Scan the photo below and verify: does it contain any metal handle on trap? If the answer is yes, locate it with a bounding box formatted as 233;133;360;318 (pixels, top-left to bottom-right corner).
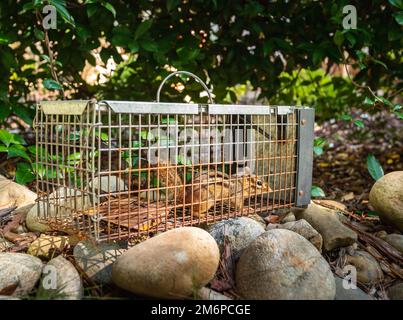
156;71;214;104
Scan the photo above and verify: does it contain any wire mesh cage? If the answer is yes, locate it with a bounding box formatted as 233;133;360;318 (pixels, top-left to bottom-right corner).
33;72;314;242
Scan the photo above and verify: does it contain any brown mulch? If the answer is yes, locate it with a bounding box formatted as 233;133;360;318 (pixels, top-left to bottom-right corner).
313;110;403;214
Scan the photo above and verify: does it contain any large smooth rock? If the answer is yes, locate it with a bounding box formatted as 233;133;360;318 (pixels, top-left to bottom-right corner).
112;227;220;299
207;217;265;259
88;176;126;194
0;175;36;214
334;276;372;300
39;256;83;300
293;202;357;251
268;219;323;252
74;240;126;285
388;282;403;300
235;229;335;300
26;187;91;233
0;253;43;297
28;235;70;259
345;251;383;285
369;171;403;232
383;234;403;254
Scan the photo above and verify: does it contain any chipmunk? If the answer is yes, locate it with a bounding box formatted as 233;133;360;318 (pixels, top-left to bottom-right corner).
185;167;272;217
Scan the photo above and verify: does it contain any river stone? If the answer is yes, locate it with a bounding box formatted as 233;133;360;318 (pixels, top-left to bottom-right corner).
88;176;127;204
345;251;383;285
207;217;265;260
273;219;323;252
369;171;403;232
28;235;70;259
26;187;91;233
0;253;43;297
40;256;83;300
74;240;126;285
383;234;403;254
112;227;220;299
236;229;335;300
0;175;37;215
292;202;357;251
388;282;403;300
334;276;372;300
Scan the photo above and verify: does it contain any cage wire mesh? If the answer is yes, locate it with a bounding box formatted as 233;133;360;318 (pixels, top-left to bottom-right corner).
33;72;314;242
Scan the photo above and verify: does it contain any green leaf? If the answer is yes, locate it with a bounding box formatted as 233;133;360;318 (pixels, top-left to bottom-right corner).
333;30;344;46
392;11;403;25
11;133;26;145
355;50;366;62
86;4;98;18
161;117;176;124
314;137;326;147
345;33;356;46
353;120;364;128
15;162;35;185
366;154;384;181
393;104;402;111
34;28;45;41
140;130;154;140
128;41;139;53
167;0;180;12
102;2;116;17
134;19;153;40
389;0;403;9
7;145;31;161
311;185;326;198
394;111;403;119
363;97;374;105
0;146;7;152
341;114;352;121
0;129;13;147
50;0;75;26
43;79;63;90
140;39;158;52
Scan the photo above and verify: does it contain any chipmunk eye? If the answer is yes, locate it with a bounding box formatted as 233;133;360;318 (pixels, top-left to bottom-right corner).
256;180;262;187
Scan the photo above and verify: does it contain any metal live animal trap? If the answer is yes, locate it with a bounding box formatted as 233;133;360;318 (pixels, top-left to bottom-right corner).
33;71;314;242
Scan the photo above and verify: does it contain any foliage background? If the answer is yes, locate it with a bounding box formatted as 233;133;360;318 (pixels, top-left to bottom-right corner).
0;0;402;185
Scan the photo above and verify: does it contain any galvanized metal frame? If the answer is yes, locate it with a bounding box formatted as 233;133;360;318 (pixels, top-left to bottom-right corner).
34;99;314;242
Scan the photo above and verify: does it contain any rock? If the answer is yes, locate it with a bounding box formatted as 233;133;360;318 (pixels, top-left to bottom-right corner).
388;282;403;300
334;276;372;300
28;235;70;259
281;212;296;223
88;176;126;203
276;219;323;252
292;202;357;251
207;217;265;260
0;175;37;214
266;223;279;230
369;171;403;232
0;238;13;252
383;234;403;254
345;251;383;285
374;230;388;239
74;240;126;285
39;256;83;300
0;295;20;300
0;253;43;297
235;229;335;300
247;214;266;228
112;227;220;299
26;187;91;233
